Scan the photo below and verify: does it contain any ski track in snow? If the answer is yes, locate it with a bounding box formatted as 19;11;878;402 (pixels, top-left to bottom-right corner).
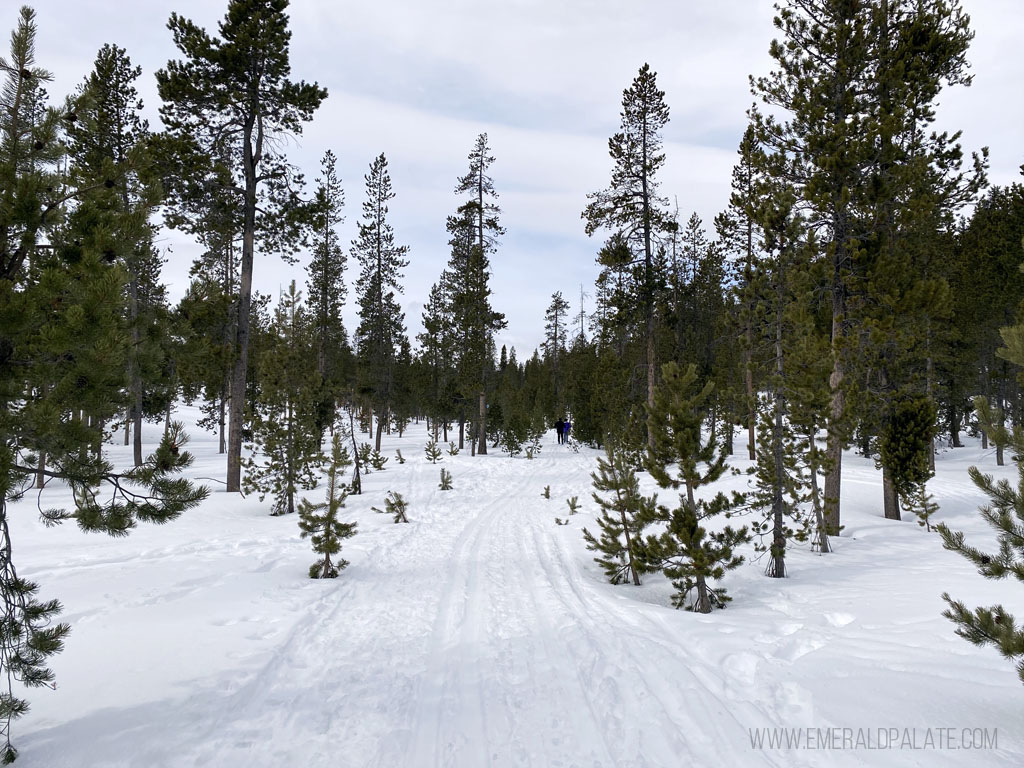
11;412;1024;767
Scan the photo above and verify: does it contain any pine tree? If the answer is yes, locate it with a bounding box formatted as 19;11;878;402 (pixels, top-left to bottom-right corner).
418;275;458;440
583;443;655;585
640;363;749;612
305;149;348;443
298;435;357;579
67;44;169;467
373;491;409;523
544;291;570;411
352;153;408;452
746;170;815;577
715;124;767;461
0;11;208;759
243;281;322;515
584;63;672;448
449;134;506;455
753;0;984;533
156;0;327;492
424;440;442;464
439;468;453;491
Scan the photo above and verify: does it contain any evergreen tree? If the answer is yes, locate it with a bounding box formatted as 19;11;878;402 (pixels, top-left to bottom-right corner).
352;153;408;452
640;363;749;612
544;291;570;412
449;134;506;455
0;12;208;758
583;442;655;585
298;434;357;579
584;63;671;448
753;0;984;533
373;491;409;523
714;124;767;460
67;44;170;467
156;0;327;492
305;149;348;443
243;281;322;515
745;178;815;577
418;275;458;441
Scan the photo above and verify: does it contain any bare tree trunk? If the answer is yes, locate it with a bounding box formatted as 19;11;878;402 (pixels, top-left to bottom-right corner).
694;575;712;614
218;391;227;455
997;377;1006;466
745;341;755;460
882;465;900;520
477;392;487;455
348;407;362;495
620;510;640;586
226;144;258;492
374;403;386;452
809;422;831;554
824;308;845;536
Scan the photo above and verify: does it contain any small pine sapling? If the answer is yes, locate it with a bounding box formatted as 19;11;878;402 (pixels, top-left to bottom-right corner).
905;486;940;532
439;468;453;491
298;435;357;579
748;401;811;579
395;449;406;464
582;442;655;585
566;496;581;515
554;517;569;526
369;449;389;471
641;362;749;612
447;441;460;456
372;490;409;523
358;442;373;471
500;429;523;458
425;440;442;464
542;485;551;499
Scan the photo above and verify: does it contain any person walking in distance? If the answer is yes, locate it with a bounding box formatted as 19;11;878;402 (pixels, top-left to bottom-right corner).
554;417;565;445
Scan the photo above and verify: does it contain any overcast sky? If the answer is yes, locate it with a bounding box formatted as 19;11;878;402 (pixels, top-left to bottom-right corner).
15;0;1024;354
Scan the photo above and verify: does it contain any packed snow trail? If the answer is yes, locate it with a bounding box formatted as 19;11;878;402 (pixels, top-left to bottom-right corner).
13;414;1024;766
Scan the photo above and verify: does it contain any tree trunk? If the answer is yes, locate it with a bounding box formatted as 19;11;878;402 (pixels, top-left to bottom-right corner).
996;379;1006;466
477;392;487;455
620;510;640;586
694;575;712;614
218;390;227;455
129;276;144;467
374;404;386;452
882;465;900;520
226;126;259;493
808;423;831;554
745;338;755;460
824;311;845;536
348;407;362;495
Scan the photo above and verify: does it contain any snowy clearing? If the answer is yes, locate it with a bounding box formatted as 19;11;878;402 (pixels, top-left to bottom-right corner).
10;406;1024;767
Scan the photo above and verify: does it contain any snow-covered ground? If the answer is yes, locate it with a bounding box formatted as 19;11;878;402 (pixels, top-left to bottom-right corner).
10;406;1024;767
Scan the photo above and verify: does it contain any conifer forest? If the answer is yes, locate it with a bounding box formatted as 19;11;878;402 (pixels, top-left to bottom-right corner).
1;1;1023;765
